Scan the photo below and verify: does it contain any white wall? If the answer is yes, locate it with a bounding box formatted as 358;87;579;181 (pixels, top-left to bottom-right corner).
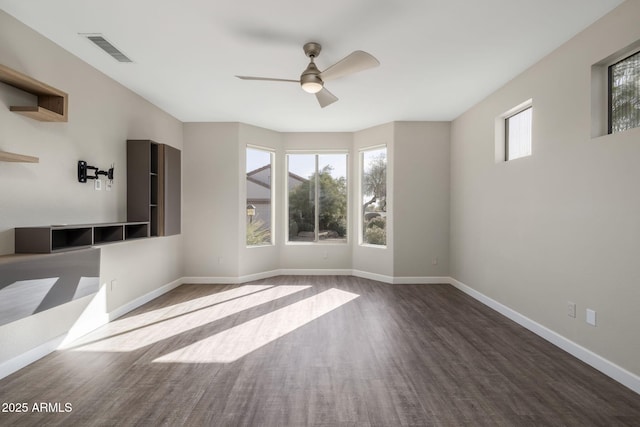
183;123;240;279
450;0;640;376
394;122;450;279
0;10;183;367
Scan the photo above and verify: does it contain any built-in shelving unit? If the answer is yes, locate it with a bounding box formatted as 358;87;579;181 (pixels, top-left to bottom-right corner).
0;64;68;122
0;150;39;163
15;222;150;253
127;140;181;237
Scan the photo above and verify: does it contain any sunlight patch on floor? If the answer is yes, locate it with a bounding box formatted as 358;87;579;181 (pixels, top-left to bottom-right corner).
70;285;308;352
69;284;273;347
152;288;359;364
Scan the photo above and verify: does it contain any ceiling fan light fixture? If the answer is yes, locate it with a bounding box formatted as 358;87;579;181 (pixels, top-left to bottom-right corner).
301;80;323;94
300;60;323;93
236;41;379;107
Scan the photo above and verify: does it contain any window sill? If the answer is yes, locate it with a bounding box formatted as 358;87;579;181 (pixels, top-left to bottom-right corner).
285;241;349;246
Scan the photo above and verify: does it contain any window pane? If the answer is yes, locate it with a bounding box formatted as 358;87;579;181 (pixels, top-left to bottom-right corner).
246;148;272;246
318;154;347;243
288;154;315;242
506;107;532;161
361;147;387;246
610;50;640;133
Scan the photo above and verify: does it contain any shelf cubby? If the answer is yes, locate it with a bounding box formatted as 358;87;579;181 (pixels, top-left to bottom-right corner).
52;227;92;251
94;224;124;244
125;223;149;239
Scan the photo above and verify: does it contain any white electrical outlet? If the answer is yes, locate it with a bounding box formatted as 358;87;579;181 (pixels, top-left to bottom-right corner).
586;309;597;326
94;179;102;191
567;301;576;318
432;258;438;265
106;181;112;191
110;279;117;291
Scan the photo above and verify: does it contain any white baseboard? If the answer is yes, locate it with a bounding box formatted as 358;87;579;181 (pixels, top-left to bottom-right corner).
184;269;354;285
352;269;394;283
393;276;450;285
182;276;243;285
449;277;640;395
279;268;352;276
183;270;282;285
238;269;282;283
0;334;65;380
351;271;449;285
108;278;183;322
186;270;446;285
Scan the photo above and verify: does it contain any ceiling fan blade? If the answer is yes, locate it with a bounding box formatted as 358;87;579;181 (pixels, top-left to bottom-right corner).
320;50;379;81
315;87;338;108
236;75;299;83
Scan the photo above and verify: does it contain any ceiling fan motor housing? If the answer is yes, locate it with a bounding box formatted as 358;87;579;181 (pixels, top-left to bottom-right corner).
300;61;323;93
236;40;378;107
303;42;322;59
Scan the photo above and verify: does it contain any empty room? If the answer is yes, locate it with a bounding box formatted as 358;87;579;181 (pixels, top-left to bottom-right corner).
1;0;639;425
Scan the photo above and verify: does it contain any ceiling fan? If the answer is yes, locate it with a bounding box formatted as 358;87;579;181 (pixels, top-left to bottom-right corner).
236;42;379;108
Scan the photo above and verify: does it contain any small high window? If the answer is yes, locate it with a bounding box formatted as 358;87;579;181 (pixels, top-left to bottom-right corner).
609;50;640;134
505;106;532;161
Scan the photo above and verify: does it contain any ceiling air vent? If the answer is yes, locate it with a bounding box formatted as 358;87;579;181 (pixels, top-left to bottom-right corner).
80;33;132;63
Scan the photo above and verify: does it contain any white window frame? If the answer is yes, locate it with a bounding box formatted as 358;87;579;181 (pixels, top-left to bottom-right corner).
359;145;388;248
285;150;349;245
591;40;640;138
245;144;275;247
495;99;533;162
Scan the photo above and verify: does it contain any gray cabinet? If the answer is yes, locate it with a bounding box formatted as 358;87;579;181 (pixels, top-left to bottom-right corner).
127;140;181;236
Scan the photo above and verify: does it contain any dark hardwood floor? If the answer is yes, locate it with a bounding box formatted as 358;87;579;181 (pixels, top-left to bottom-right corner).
1;276;639;426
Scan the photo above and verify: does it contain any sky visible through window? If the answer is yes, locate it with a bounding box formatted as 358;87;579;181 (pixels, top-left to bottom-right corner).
506;107;532;161
246;149;270;173
248;151;348;178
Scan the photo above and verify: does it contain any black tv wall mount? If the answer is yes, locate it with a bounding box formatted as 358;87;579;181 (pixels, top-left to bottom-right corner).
78;160;114;183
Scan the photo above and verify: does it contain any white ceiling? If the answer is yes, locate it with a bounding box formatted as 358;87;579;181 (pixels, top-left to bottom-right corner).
0;0;624;132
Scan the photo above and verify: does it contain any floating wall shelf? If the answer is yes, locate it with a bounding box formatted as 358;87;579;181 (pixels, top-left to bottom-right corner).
0;63;68;122
15;222;150;253
0;150;39;163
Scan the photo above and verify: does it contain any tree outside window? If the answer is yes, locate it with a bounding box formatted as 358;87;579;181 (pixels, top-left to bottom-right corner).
609;50;640;133
361;147;387;246
288;153;347;243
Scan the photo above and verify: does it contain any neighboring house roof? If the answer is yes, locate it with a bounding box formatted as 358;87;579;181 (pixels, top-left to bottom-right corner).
247;176;270;189
246;164;271;177
246;164;307;190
